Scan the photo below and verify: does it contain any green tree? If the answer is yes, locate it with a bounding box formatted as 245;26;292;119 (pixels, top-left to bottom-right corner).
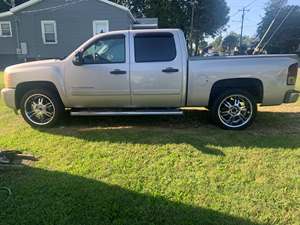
0;0;28;12
189;0;229;55
240;35;256;54
222;32;239;53
257;0;300;54
211;36;223;52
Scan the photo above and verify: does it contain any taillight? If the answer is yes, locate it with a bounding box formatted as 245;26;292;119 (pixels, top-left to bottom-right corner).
287;63;298;85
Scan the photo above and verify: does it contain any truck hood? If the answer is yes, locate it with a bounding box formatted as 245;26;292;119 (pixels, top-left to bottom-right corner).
5;59;62;73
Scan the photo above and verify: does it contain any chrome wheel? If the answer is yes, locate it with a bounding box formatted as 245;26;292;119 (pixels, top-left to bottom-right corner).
218;94;253;129
24;94;56;126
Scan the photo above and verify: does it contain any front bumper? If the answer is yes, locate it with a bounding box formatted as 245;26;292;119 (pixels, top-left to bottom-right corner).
1;88;16;110
284;90;300;103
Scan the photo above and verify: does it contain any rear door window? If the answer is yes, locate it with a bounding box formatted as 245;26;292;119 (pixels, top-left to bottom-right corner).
134;33;177;63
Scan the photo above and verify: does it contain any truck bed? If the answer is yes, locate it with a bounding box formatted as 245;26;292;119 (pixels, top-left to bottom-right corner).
190;54;299;61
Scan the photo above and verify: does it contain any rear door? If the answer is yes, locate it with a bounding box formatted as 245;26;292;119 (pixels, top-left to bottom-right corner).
130;31;184;107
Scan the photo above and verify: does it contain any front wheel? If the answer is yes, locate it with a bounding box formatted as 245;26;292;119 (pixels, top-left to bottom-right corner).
20;89;64;128
210;90;257;130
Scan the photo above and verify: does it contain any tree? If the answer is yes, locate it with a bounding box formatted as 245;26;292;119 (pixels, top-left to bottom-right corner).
186;0;230;55
211;35;223;52
0;0;28;12
257;0;300;54
222;32;239;53
110;0;146;17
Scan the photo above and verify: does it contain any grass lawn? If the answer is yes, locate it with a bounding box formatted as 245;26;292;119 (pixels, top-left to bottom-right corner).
0;71;300;225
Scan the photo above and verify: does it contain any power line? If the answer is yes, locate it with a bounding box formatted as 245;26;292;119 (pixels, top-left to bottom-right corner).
261;6;296;51
244;0;259;9
254;1;287;53
230;0;258;19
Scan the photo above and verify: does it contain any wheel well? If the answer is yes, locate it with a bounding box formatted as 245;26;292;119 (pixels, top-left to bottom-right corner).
209;78;264;107
15;81;62;109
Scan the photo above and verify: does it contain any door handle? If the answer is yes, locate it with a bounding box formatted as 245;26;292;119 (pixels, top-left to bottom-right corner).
162;67;179;73
110;69;127;75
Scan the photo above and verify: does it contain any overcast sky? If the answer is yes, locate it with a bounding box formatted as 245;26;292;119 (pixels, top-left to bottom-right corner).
225;0;300;37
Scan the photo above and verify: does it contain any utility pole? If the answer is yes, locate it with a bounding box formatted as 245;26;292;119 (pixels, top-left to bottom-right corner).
239;7;249;54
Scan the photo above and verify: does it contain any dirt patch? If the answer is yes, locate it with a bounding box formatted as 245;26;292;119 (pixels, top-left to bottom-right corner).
259;103;300;113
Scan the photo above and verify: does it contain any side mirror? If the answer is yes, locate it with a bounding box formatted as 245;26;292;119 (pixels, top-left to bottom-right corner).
73;52;83;66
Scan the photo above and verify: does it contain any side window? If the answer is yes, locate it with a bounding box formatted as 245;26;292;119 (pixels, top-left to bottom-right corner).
134;33;177;63
82;34;125;64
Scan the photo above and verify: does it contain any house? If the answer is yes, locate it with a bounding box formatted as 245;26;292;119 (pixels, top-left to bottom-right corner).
0;0;158;69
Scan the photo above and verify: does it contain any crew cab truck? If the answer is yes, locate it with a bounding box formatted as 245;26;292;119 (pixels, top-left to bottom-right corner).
1;29;299;130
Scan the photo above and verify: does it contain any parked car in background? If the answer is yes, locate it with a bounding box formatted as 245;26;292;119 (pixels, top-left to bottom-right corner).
1;29;299;130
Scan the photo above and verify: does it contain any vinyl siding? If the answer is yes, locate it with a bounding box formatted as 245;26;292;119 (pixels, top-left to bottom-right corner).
0;16;17;54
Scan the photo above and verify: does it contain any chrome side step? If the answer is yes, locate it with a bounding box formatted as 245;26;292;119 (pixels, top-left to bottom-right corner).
70;110;183;116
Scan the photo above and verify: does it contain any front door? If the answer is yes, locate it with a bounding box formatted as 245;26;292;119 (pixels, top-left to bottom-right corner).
65;33;130;107
130;31;183;107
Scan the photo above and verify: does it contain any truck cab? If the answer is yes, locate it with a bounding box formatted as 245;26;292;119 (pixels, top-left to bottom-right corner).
65;29;187;108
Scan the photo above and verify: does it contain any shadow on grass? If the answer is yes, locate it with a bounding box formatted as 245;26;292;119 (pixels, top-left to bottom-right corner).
0;165;265;225
0;150;38;168
38;110;300;156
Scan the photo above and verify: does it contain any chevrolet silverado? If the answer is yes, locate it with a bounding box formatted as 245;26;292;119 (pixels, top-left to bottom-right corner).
1;29;299;130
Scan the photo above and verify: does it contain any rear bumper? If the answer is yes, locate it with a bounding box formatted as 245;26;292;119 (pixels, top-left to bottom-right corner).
284;90;300;103
1;88;16;110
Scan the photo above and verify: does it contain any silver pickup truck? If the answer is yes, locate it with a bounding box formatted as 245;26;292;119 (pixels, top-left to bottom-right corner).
1;29;299;130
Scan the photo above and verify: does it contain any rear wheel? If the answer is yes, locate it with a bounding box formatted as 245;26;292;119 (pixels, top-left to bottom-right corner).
210;90;257;130
20;89;64;128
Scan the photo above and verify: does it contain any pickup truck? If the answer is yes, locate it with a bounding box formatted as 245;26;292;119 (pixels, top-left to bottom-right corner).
1;29;299;130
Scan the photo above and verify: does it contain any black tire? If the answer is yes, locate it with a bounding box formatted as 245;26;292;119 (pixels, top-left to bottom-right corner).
20;89;64;128
210;89;257;130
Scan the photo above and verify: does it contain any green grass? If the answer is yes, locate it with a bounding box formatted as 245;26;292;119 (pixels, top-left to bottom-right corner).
0;72;300;225
0;71;3;87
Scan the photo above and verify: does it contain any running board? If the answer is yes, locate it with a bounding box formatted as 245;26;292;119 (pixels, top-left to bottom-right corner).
70;110;183;116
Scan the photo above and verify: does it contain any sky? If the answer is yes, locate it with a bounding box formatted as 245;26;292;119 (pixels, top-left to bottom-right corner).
225;0;300;37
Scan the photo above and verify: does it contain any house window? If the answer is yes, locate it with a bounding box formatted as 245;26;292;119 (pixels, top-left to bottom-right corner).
0;21;12;37
93;20;109;36
41;21;57;44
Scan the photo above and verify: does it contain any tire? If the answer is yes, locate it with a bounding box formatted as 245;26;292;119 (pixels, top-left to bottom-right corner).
20;89;64;128
210;89;257;130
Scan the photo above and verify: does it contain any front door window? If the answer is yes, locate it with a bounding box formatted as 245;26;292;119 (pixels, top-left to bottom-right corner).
82;34;125;64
